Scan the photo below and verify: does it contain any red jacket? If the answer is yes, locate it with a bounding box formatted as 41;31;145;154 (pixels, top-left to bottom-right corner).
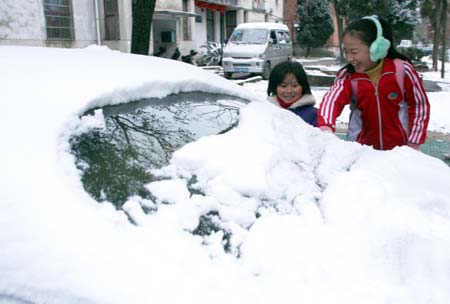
318;58;430;150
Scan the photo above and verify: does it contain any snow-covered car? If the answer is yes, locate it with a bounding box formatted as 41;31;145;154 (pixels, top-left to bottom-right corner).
72;89;247;209
2;46;450;304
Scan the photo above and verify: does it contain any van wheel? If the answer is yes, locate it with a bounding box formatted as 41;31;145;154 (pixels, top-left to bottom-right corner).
262;62;271;80
224;72;233;79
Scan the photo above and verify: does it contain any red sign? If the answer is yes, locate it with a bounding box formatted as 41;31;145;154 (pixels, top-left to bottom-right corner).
195;0;227;13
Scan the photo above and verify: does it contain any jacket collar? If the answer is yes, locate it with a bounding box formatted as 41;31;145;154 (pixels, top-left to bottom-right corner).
350;57;396;80
267;94;316;109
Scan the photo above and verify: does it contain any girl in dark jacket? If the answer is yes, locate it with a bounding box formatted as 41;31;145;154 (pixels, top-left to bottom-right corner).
267;61;317;127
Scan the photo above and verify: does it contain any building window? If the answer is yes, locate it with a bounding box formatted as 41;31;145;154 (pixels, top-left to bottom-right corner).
43;0;74;40
182;0;192;40
104;0;120;40
225;10;236;39
206;10;215;41
195;6;202;23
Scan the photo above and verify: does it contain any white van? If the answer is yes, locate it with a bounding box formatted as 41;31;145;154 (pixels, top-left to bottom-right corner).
222;22;293;80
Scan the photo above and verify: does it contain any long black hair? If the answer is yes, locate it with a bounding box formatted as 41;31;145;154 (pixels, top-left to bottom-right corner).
267;61;312;96
343;17;411;72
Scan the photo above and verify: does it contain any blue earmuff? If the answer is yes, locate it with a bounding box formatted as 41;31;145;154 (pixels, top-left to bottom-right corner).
363;15;391;62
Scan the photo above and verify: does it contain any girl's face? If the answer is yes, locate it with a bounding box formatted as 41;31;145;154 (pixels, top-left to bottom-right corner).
276;73;303;103
343;33;378;73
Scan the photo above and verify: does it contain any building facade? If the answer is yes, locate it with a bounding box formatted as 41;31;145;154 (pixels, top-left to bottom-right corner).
0;0;284;57
0;0;132;52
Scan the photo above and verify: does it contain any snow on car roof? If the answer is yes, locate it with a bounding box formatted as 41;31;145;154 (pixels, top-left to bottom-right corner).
235;22;289;30
1;45;254;117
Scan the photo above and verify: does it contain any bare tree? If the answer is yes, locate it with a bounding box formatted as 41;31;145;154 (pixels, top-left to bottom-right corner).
131;0;156;55
332;0;347;62
440;0;448;78
432;0;442;71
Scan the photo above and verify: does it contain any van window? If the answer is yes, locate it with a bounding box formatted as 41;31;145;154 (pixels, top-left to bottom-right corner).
270;30;277;44
284;32;292;43
277;31;286;44
230;28;268;44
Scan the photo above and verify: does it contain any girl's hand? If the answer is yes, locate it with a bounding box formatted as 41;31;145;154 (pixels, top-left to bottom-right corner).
319;126;333;133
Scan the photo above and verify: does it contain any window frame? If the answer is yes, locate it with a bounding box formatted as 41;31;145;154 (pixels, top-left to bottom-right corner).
43;0;75;41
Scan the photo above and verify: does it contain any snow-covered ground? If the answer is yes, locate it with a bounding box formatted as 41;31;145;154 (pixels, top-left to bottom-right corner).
1;45;450;304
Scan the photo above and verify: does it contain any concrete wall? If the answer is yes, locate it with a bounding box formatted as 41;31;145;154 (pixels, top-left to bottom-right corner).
72;0;97;44
265;0;283;22
100;0;132;53
0;0;46;46
0;0;131;51
156;0;182;11
236;0;283;23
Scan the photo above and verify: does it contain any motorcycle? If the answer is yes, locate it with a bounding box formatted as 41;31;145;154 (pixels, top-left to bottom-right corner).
194;42;222;66
181;49;198;65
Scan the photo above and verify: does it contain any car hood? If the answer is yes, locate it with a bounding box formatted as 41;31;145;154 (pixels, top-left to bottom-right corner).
224;43;267;57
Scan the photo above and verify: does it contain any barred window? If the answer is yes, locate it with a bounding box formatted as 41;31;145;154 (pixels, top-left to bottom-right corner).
44;0;74;40
206;10;214;41
104;0;120;40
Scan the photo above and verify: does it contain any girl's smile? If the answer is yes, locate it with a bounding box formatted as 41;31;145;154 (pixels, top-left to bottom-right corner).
276;73;303;104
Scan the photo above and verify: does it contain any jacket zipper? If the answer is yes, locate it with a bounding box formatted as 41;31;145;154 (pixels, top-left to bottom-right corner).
354;70;398;150
374;71;396;150
374;81;383;150
398;121;408;144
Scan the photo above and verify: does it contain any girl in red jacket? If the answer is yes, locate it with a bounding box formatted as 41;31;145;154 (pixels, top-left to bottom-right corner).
318;16;430;150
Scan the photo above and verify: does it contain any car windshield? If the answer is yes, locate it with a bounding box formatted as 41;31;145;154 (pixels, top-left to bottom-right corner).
229;28;268;44
70;92;249;208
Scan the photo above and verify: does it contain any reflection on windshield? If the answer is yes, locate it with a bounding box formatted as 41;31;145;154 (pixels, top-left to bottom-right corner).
71;92;248;208
229;28;268;44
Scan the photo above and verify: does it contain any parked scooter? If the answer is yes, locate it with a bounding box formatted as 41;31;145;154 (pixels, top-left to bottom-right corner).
195;42;222;66
181;49;198;65
154;46;167;57
171;48;181;60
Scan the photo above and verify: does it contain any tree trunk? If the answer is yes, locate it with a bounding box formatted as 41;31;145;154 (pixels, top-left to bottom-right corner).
332;1;346;63
440;0;447;78
131;0;156;55
337;15;344;63
433;0;442;71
